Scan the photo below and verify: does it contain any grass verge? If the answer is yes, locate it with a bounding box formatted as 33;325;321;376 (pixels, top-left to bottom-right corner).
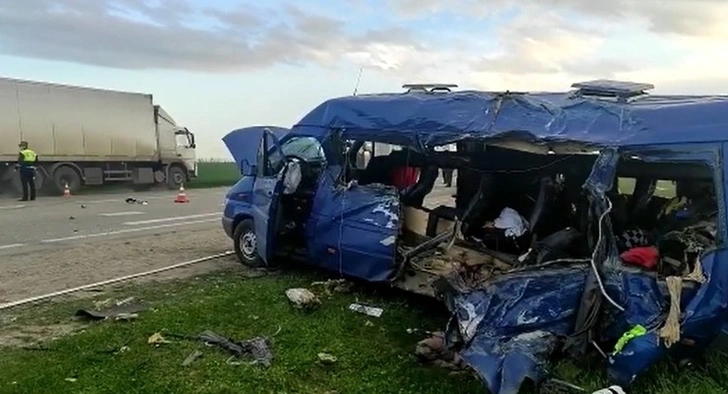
2;267;728;394
188;161;240;189
0;270;484;394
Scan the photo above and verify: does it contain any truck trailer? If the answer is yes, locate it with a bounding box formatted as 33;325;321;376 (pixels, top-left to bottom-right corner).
0;77;197;196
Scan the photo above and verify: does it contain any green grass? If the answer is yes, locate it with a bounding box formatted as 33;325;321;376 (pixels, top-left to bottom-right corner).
0;270;485;394
3;268;728;394
188;161;240;189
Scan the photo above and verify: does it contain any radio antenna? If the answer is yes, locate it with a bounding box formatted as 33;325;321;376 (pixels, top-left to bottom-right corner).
352;67;363;96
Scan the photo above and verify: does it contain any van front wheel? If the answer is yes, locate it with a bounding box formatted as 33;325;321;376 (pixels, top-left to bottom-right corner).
233;219;265;268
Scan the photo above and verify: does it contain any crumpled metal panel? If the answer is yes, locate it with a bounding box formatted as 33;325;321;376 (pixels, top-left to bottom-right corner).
293;91;728;148
305;165;400;282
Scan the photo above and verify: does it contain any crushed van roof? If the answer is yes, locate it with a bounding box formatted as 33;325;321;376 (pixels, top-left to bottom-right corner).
293;89;728;147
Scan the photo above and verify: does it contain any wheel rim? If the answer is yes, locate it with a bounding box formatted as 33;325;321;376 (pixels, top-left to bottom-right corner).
239;230;257;258
172;171;184;185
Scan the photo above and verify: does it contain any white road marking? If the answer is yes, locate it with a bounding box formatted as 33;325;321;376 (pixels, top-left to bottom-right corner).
0;204;25;210
100;211;146;217
0;243;24;250
41;218;219;243
0;251;234;310
123;212;220;226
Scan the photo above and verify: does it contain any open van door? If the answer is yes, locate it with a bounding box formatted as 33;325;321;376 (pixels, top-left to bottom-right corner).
222;126;290;175
249;129;288;265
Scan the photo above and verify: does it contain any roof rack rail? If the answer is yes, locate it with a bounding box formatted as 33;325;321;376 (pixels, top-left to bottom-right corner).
571;79;654;103
402;83;458;94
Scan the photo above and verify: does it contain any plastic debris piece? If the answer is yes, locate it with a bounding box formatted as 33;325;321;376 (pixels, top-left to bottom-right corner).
613;325;647;354
182;350;203;366
147;333;170;346
199;330;273;367
349;303;383;317
318;352;337;364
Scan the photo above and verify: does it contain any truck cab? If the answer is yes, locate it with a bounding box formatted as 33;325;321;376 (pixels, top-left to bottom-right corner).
155;105;197;184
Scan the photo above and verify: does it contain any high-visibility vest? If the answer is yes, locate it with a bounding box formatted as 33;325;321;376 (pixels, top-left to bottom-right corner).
20;149;37;162
19;149;37;167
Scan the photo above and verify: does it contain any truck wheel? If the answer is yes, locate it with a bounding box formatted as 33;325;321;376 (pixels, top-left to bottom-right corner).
53;166;82;195
166;165;186;190
233;219;266;268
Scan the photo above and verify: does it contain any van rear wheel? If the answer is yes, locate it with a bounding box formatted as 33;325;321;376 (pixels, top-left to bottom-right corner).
233;219;265;268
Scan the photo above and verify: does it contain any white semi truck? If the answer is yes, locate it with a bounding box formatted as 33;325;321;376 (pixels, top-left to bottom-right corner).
0;77;197;196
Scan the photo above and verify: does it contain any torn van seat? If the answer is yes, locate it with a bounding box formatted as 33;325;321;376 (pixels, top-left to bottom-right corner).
476;176;557;253
627;178;657;216
427;173;496;238
359;155;392;185
401;164;439;207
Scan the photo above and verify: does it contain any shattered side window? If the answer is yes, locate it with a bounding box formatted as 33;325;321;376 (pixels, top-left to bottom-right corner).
618;178;676;199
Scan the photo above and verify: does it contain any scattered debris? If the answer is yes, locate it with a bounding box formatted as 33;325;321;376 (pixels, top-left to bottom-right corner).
415;332;467;371
199;330;273;367
349;303;383;317
406;328;420;334
181;350;203;366
125;197;149;205
285;288;321;310
147;332;170;346
68;216;75;220
311;279;353;295
365;320;375;327
116;346;130;355
75;300;145;322
64;378;77;383
80;204;86;209
318;352;337;364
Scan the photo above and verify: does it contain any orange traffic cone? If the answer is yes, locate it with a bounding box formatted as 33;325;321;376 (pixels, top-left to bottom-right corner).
63;183;71;198
174;184;189;203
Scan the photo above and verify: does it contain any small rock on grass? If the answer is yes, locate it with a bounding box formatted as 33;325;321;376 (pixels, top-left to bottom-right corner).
285;288;321;310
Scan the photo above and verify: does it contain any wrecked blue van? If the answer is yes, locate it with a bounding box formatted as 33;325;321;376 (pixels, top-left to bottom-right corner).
222;81;728;394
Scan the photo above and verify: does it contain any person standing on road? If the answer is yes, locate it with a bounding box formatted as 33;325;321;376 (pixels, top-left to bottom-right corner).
16;141;38;202
437;144;456;187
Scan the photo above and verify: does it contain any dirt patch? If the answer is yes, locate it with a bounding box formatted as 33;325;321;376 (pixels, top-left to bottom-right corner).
0;323;82;347
0;227;239;305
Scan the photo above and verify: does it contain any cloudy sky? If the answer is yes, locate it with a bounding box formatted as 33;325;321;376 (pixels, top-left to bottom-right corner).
1;0;726;159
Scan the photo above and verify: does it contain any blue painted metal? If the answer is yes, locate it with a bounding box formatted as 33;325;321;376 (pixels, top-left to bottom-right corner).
221;85;728;394
305;165;400;282
222;126;290;175
291;90;728;148
222;176;256;237
250;129;285;265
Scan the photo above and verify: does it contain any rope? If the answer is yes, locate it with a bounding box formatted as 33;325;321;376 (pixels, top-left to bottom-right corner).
685;255;706;283
659;276;683;348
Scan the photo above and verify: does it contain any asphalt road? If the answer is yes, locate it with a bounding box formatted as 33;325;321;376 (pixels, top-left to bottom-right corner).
0;187;229;257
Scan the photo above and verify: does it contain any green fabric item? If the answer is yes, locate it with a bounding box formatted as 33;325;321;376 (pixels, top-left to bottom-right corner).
613;325;648;354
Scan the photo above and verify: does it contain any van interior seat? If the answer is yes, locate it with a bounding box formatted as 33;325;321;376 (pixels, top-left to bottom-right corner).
401;164;439;207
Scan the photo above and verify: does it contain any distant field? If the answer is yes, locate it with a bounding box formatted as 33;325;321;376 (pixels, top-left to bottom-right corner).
188;161;240;189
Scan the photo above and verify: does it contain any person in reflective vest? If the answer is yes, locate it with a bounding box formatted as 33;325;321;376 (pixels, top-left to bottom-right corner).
16;141;38;201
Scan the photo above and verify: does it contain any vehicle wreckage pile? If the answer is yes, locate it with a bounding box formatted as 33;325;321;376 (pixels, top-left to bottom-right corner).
224;81;728;394
392;155;721;394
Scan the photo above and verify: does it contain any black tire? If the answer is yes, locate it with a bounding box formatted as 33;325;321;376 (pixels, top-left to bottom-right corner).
166;165;187;190
53;166;81;195
233;219;266;268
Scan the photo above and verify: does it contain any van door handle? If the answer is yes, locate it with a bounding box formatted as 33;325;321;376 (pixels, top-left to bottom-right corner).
267;190;273;197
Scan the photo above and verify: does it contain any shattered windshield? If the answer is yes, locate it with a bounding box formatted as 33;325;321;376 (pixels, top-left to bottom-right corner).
276;136;325;162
